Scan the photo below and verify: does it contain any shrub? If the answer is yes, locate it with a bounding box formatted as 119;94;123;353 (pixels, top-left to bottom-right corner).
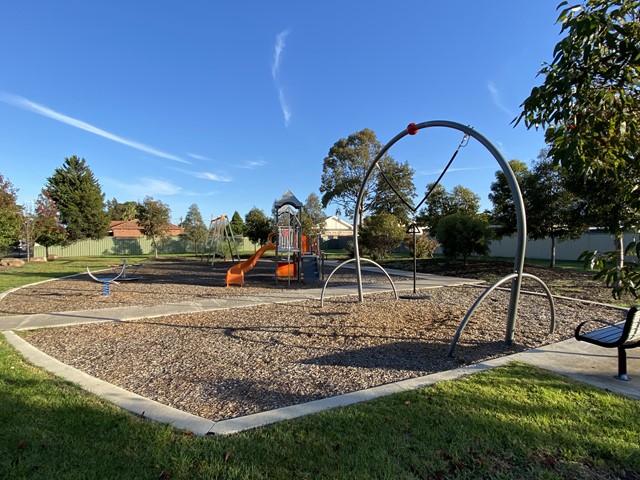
359;213;405;261
435;213;492;263
404;234;439;258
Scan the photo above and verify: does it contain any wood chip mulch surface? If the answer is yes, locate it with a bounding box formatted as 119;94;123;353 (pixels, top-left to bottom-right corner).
3;258;626;422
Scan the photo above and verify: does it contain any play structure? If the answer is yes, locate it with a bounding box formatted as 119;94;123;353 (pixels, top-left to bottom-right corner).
109;259;144;281
86;264;126;296
321;120;556;355
225;239;276;287
206;215;240;265
226;190;320;287
273;190;320;285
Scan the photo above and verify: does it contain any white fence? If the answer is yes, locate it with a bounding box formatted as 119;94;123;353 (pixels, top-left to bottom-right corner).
489;231;637;262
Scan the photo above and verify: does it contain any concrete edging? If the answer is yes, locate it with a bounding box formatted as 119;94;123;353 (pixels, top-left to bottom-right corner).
3;331;216;435
3;329;516;436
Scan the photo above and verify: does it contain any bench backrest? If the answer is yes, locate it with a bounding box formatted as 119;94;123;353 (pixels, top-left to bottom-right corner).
622;306;640;346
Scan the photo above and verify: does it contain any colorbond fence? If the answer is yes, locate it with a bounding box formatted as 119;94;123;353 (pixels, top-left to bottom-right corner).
488;230;637;261
33;236;259;258
28;230;638;262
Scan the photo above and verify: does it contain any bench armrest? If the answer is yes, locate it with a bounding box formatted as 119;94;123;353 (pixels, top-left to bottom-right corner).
575;319;617;337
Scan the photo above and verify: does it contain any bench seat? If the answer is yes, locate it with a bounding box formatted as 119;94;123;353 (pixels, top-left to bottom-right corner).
575;306;640;381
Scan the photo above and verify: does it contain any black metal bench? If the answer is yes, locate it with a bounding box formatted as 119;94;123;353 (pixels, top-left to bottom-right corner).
575;306;640;381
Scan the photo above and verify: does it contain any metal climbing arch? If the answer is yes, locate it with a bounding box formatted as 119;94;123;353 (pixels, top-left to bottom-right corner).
323;119;556;351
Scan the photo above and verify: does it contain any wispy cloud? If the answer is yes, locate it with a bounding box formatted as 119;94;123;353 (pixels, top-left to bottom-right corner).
0;92;189;164
103;177;183;198
271;30;292;127
277;88;292;126
418;166;493;176
238;159;267;169
487;81;514;118
187;153;212;162
175;167;232;182
193;171;232;182
271;30;290;79
184;190;219;197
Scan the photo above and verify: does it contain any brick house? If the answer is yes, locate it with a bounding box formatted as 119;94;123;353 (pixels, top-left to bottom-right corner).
109;220;184;238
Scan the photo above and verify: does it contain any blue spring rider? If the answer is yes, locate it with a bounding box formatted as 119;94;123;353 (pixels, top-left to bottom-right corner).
86;265;126;296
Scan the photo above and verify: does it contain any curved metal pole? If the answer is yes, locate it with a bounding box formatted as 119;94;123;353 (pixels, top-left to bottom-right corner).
86;264;125;283
353;130;409;302
320;257;398;307
352;120;527;345
448;273;556;357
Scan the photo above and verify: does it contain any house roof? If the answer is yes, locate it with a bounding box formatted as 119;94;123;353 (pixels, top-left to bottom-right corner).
323;215;353;235
109;220;184;238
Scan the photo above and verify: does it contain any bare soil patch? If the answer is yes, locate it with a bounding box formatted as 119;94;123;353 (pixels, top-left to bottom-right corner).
5;257;630;422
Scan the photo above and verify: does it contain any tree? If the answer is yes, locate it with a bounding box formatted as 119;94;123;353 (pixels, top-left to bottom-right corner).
33;190;67;257
0;174;22;249
244;207;273;246
106;199;138;221
137;196;171;258
488;160;531;239
20;204;36;261
229;211;244;237
301;192;326;237
404;233;439;259
417;183;480;233
516;0;639;185
516;0;640;296
489;155;588;268
181;204;208;256
370;158;416;225
416;183;450;233
525;152;588;267
358;212;405;261
450;186;480;217
45;156;109;241
571;164;640;297
436;213;492;263
320;128;393;224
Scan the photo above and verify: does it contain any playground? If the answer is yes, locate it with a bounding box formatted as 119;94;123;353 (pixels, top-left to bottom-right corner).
1;120;637;429
1;255;629;423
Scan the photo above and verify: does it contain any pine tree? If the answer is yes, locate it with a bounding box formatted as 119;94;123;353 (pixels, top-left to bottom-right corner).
229;211;244;236
45;156;109;241
182;204;208;256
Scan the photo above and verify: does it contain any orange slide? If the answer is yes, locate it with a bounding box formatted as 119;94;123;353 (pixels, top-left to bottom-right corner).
226;243;276;287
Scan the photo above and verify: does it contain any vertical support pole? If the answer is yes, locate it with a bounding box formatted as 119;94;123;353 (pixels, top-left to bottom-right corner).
412;227;418;294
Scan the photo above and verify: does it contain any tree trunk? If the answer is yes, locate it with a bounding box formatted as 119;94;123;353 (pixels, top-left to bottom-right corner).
614;233;624;289
615;233;624;269
549;236;556;269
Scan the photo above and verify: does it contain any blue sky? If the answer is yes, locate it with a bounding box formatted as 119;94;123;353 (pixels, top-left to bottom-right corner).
1;1;564;224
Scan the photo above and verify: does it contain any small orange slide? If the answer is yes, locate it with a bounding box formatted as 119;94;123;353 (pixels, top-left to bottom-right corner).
226;243;276;286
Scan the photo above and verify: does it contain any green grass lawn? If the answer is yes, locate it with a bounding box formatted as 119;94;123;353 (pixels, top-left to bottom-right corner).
1;334;639;479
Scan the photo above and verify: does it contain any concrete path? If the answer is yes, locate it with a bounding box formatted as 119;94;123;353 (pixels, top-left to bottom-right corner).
2;271;638;436
0;271;480;331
